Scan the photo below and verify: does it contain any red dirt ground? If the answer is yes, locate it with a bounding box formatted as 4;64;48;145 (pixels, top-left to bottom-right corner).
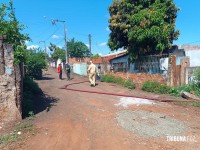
4;68;200;150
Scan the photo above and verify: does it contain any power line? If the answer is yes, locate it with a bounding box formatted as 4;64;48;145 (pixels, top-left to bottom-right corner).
51;19;68;63
44;26;60;41
54;39;64;45
31;24;53;40
29;26;60;48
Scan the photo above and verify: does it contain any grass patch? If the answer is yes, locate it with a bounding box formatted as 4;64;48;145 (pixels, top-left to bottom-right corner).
0;122;34;148
192;101;200;107
142;81;200;108
170;84;200;97
142;81;171;94
13;122;34;133
101;75;136;89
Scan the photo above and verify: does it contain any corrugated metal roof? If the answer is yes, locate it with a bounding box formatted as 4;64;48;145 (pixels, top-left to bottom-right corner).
103;50;127;57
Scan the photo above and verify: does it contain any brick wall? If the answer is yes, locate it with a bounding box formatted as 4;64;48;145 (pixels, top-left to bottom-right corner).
109;72;167;88
69;57;90;64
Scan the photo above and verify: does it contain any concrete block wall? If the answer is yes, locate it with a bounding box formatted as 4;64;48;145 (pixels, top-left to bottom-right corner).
0;36;22;123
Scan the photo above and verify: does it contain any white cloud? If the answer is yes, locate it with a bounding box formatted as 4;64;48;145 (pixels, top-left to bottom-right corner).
46;46;50;51
25;40;29;44
27;45;39;50
52;35;60;39
86;44;89;48
99;42;107;47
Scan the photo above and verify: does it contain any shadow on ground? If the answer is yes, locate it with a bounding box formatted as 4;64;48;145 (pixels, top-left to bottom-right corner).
37;76;55;80
33;93;59;115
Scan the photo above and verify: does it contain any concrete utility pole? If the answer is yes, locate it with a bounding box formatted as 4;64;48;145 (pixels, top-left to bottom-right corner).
39;40;46;53
89;34;92;60
52;19;68;63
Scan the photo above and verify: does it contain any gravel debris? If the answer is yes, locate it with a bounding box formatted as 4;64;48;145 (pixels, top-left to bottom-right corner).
116;110;187;137
115;97;156;108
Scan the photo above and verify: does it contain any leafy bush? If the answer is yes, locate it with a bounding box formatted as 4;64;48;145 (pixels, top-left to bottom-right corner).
169;82;200;108
142;81;160;93
170;84;193;96
170;83;200;97
141;78;200;108
24;50;47;79
142;81;171;94
101;75;136;89
22;77;42;118
123;79;136;89
115;76;124;85
101;75;116;83
193;68;200;88
158;84;172;94
0;1;30;64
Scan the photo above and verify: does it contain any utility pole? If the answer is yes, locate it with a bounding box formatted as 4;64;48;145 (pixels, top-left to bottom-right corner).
89;34;92;60
52;19;68;63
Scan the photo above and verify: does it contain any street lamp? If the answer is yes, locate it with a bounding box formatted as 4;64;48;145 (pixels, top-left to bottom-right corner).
52;19;68;63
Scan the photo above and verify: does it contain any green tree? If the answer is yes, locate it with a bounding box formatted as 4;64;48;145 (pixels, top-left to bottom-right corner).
67;38;90;58
92;53;101;59
49;43;66;62
0;0;30;63
108;0;180;60
48;42;57;52
24;49;47;79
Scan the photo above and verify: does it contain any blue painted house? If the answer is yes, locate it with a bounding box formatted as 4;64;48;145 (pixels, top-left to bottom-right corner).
110;54;129;72
110;45;186;74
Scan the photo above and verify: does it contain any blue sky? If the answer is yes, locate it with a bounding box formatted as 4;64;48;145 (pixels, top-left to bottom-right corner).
1;0;200;55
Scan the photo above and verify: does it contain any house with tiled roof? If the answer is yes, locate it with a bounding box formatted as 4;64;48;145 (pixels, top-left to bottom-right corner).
92;50;127;72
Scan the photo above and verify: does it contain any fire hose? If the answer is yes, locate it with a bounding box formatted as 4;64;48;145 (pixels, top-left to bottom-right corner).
60;81;196;103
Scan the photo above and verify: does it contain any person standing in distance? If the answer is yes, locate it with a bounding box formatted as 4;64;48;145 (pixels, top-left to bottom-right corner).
97;63;101;80
97;63;101;73
65;62;71;80
57;63;62;80
87;60;97;87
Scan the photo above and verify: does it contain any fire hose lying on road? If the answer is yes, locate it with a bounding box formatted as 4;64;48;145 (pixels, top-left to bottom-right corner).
60;81;199;103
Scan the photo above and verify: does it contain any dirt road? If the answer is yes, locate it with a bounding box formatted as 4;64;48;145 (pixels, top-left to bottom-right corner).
21;68;200;150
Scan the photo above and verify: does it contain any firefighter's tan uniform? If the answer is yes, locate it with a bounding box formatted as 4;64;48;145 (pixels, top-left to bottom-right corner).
87;61;97;86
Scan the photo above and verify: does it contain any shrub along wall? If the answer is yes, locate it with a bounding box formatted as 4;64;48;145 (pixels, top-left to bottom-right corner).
108;72;167;88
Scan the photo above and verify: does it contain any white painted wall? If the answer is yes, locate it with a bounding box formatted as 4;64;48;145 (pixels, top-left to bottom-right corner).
73;63;87;76
160;58;169;70
50;59;63;68
185;50;200;67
